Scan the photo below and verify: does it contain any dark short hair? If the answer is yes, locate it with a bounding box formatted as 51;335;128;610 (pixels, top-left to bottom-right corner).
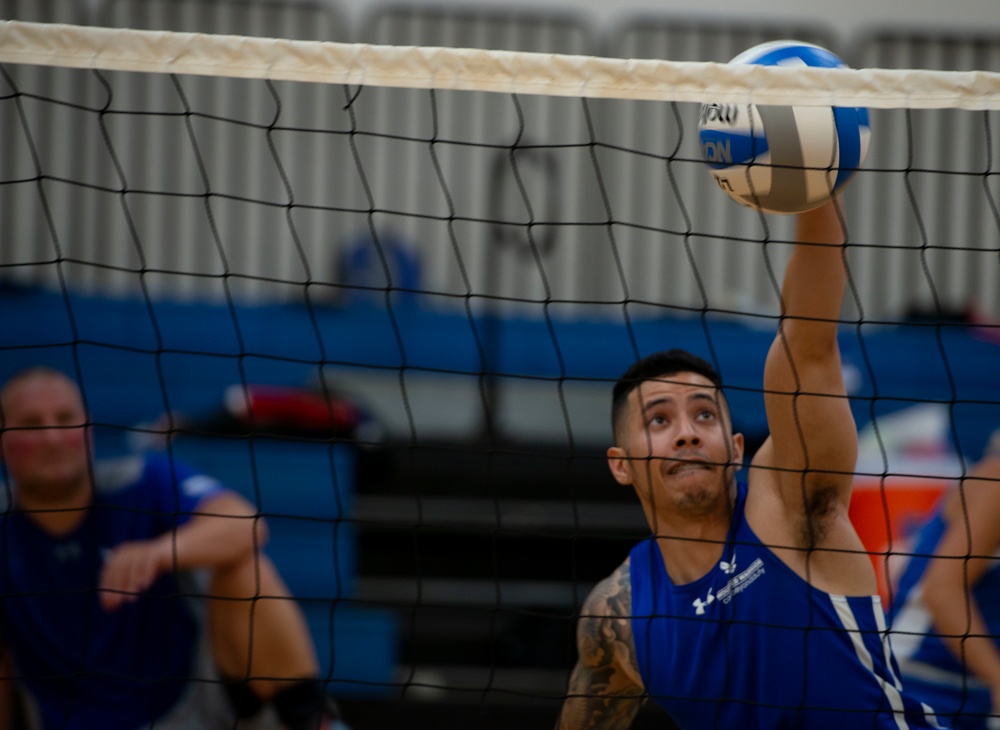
611;349;724;441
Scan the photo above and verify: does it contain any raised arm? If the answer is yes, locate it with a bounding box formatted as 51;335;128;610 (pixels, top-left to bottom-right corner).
760;199;858;513
556;562;645;730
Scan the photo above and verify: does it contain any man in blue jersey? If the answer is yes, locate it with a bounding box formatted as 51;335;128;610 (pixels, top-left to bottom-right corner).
555;200;946;729
0;367;341;730
889;434;1000;729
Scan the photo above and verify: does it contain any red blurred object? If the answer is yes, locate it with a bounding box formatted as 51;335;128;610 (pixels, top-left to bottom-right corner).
849;476;948;605
224;384;365;437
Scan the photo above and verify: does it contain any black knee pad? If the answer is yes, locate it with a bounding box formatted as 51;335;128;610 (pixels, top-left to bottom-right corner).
221;677;264;719
273;680;341;730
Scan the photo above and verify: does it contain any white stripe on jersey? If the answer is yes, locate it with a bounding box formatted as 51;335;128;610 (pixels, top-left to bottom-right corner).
872;600;905;692
831;594;911;730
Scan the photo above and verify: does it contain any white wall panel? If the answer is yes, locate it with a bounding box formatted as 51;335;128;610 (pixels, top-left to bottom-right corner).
847;31;1000;321
353;8;596;317
2;3;998;328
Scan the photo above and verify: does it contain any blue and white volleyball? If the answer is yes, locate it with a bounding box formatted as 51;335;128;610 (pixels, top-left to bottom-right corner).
698;41;871;214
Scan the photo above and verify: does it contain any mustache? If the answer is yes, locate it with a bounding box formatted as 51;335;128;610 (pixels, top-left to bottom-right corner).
664;452;713;474
623;451;739;471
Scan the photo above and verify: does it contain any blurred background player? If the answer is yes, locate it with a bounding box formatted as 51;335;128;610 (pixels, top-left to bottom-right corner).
0;367;342;730
890;431;1000;730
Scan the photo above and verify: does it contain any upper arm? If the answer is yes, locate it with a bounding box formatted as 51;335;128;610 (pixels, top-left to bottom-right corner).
193;489;259;519
188;490;269;544
557;561;644;730
152;454;263;531
761;201;857;510
156;489;269;572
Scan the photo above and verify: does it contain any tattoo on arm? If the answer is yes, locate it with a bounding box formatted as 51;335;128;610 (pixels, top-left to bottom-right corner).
556;561;645;730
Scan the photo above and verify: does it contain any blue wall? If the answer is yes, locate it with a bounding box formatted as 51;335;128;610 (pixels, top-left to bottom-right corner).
3;283;1000;460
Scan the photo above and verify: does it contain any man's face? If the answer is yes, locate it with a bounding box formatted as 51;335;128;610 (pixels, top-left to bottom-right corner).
610;371;743;517
1;373;92;502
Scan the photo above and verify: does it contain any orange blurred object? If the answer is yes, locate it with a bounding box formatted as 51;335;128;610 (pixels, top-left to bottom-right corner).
849;476;949;605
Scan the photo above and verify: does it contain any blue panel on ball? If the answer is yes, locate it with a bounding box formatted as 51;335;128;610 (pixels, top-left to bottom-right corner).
832;106;862;191
699;129;769;169
743;42;846;69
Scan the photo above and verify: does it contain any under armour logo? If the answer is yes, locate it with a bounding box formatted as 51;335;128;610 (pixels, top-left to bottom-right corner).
54;541;81;562
692;589;715;615
720;553;737;574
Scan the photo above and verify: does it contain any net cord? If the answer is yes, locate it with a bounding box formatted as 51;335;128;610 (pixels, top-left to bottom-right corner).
2;19;1000;110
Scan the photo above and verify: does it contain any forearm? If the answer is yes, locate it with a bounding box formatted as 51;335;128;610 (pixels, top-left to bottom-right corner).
762;200;857;483
923;474;1000;691
926;588;1000;689
780;200;848;345
556;667;642;730
99;492;269;611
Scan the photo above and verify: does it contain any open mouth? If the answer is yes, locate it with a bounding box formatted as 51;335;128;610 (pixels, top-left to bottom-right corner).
667;458;711;475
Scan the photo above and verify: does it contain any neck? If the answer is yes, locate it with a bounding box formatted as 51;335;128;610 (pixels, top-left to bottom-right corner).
653;512;731;586
17;481;92;537
644;480;736;585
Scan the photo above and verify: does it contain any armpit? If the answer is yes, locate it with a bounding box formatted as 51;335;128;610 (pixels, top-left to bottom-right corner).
798;482;840;548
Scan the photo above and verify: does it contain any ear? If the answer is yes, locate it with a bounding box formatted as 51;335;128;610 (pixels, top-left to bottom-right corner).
731;432;745;471
607;446;633;486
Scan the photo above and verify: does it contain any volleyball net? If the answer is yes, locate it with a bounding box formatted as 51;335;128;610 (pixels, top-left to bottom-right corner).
2;11;1000;720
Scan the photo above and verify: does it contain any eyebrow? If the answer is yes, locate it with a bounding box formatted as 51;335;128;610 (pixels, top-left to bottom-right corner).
640;391;717;413
639;396;672;414
690;392;719;406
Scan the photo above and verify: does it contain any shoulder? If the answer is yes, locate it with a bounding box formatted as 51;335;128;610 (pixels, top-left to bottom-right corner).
95;453;226;506
93;454;149;496
582;559;633;618
578;560;635;655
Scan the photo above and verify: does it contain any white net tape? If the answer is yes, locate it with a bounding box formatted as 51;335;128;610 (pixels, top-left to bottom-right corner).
3;19;1000;109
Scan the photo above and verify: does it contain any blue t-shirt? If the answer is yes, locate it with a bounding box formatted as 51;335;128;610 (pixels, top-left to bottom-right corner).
629;480;945;729
0;453;225;730
888;503;1000;728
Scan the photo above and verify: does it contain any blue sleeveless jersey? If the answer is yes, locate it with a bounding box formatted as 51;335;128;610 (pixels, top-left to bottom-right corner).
629;480;945;729
888;503;1000;728
0;453;225;730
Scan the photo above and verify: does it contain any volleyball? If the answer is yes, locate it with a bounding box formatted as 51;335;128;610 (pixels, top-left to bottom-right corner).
698;41;871;214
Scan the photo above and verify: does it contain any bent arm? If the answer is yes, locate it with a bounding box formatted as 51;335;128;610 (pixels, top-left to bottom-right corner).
923;456;1000;702
761;200;857;511
99;491;268;611
556;562;645;730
